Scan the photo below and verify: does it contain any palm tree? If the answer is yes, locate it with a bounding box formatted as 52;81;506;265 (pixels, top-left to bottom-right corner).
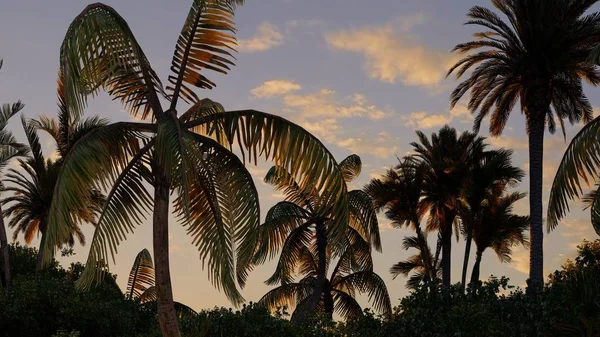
364;159;435;283
259;237;391;321
253;154;379;323
407;125;486;287
459;149;524;288
470;192;529;284
390;235;441;289
448;0;600;289
3;114;104;271
0;59;30;287
43;3;349;336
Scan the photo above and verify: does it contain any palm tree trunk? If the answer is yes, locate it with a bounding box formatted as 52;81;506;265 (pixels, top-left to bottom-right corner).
36;228;47;273
323;283;334;319
470;250;483;285
460;215;475;290
413;217;433;282
0;204;11;288
442;211;455;288
153;168;181;337
528;112;545;290
293;220;327;324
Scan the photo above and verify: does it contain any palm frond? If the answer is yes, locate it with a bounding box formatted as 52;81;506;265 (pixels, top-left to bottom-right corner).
258;282;312;312
331;289;364;321
339;154;362;183
126;248;155;301
332;270;391;318
266;222;313;286
582;188;600;235
264;165;317;209
60;3;164;119
168;0;242;107
348;190;380;252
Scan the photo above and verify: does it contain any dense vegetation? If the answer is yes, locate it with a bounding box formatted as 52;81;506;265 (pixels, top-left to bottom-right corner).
2;0;600;336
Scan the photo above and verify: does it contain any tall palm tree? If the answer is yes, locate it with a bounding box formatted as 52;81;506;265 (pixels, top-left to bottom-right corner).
459;149;524;288
3;116;103;271
407;125;486;287
253;154;379;323
259;236;391;321
470;192;529;284
43;3;349;336
0;59;30;287
364;159;435;283
448;0;600;289
390;235;441;290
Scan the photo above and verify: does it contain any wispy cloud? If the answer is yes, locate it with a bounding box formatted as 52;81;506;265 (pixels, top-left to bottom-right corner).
325;15;459;87
250;79;301;98
238;22;284;52
401;104;473;129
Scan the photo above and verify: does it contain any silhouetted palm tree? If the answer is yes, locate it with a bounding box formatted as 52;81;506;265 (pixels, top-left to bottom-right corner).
448;0;600;289
390;235;441;289
253;155;379;323
470;192;529;284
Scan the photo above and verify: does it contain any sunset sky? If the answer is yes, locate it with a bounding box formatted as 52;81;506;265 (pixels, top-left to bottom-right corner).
0;0;599;312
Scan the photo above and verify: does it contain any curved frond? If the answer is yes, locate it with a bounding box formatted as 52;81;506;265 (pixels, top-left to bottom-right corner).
174;301;198;319
60;3;164;119
264;165;317;208
138;285;157;304
168;0;243;107
348;190;380;252
548;116;600;231
259;281;312;312
332;271;391;318
582;188;600;235
331;289;364;321
126;248;155;300
266;221;313;286
174;133;259;305
339;154;362;183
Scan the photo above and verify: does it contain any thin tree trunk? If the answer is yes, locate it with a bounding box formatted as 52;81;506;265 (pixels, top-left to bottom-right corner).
442;211;455;288
153;167;181;337
470;250;483;285
323;282;334;319
413;217;433;282
293;219;327;324
460;214;475;290
528;112;545;290
0;204;10;288
35;228;46;273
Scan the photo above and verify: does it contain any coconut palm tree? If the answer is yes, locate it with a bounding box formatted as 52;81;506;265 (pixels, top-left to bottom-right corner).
448;0;600;289
252;154;379;323
0;60;30;287
259;237;391;321
459;148;524;288
390;235;441;290
43;3;349;336
364;159;435;283
407;125;486;287
3;116;104;271
470;192;529;284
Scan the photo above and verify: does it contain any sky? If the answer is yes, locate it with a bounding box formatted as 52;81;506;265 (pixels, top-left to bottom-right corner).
0;0;599;314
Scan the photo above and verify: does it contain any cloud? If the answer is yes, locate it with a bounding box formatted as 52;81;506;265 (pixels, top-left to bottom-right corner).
401;105;473;130
325;16;458;87
335;132;399;159
238;22;284;52
508;247;529;275
250;80;301;98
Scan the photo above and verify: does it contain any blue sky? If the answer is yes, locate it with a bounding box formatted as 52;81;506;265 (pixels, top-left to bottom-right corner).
0;0;598;312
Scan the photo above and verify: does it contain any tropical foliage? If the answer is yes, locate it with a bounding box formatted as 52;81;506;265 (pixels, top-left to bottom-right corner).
448;0;600;288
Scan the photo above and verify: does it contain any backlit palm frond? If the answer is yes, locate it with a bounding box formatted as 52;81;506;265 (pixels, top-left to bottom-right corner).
582;188;600;235
332;271;391;318
126;248;155;301
174;134;259;305
138;286;157;304
297;246;319;278
339;154;362;183
332;289;363;321
331;230;373;284
348;190;380;252
266;222;313;286
264;166;317;208
188;109;348;252
0;102;24;129
252;201;311;265
174;302;198;319
60;3;164;119
47;123;152;273
258;281;312;312
167;0;243;107
179;98;230;149
548;116;600;231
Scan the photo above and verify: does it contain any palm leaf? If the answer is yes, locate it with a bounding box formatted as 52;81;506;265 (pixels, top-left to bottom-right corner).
173;133;259;305
126;248;155;300
332;270;391;318
186;109;349;252
266;222;313;286
138;285;157;304
582;188;600;235
339;154;362;183
259;281;313;312
331;289;364;321
348;190;381;252
60;3;164;119
264;165;317;209
168;0;243;107
548;116;600;231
